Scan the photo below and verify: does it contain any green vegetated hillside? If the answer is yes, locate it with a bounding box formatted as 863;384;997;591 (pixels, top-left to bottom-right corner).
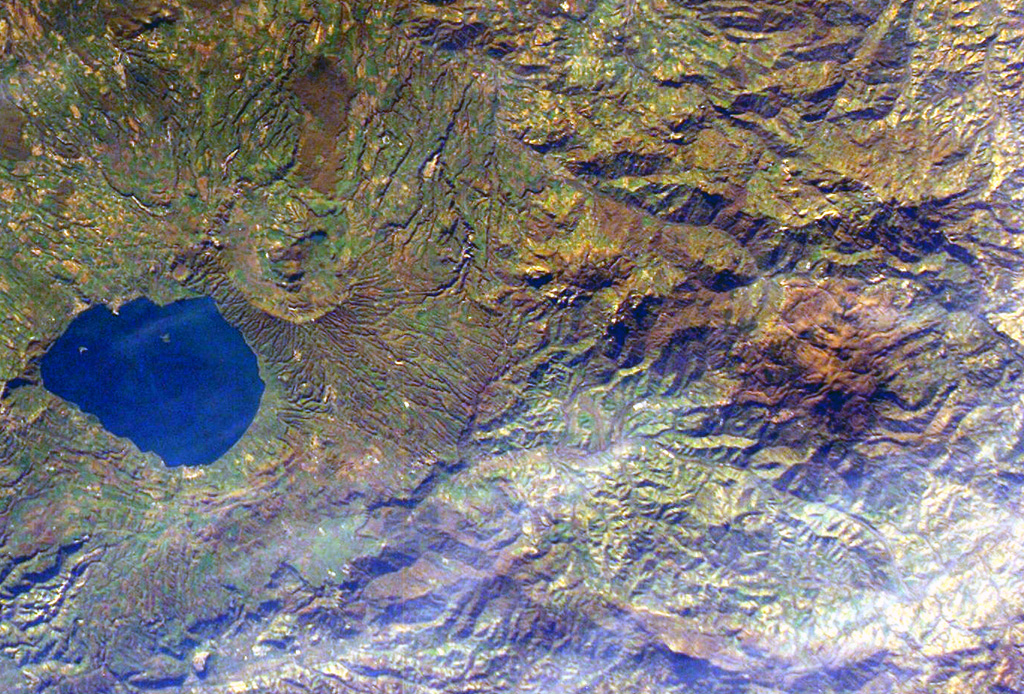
2;0;1024;691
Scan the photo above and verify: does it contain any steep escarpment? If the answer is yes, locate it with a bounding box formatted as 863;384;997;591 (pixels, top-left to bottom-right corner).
2;0;1024;692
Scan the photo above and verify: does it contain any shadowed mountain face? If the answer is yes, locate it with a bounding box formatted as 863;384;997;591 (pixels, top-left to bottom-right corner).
1;0;1024;693
40;297;264;467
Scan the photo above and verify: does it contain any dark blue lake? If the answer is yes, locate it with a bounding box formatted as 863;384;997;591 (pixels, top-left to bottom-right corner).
40;297;264;467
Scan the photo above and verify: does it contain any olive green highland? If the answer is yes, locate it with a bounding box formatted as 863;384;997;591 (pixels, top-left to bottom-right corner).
2;0;1024;691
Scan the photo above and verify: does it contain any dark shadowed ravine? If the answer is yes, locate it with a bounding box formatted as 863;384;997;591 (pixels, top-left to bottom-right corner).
2;1;1024;693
